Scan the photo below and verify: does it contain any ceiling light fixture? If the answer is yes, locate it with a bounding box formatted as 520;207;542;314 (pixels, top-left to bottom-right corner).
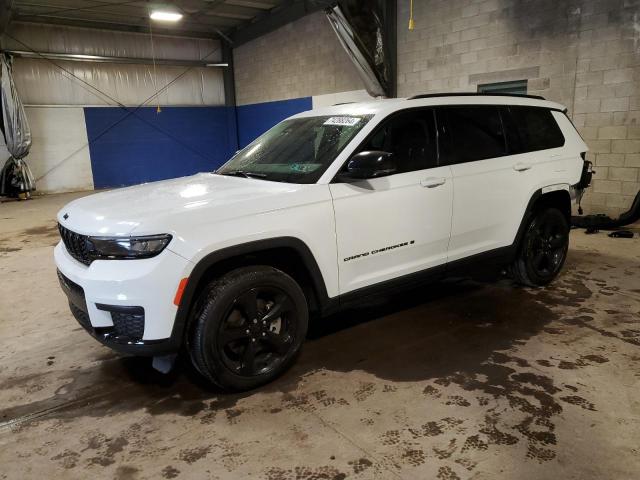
150;10;183;22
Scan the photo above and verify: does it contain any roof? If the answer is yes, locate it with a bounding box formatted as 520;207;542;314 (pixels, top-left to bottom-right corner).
295;94;566;118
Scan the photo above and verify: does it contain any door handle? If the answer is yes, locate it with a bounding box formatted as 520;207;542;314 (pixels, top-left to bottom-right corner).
421;177;446;188
513;162;533;172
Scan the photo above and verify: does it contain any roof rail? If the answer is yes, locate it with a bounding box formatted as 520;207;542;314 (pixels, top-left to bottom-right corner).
407;92;546;101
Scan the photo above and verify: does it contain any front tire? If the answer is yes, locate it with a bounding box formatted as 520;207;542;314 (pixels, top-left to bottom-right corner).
189;266;309;391
511;207;569;287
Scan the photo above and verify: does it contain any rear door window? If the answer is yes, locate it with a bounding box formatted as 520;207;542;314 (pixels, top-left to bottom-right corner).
440;106;507;164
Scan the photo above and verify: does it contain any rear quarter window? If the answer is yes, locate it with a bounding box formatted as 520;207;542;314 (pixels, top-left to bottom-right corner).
508;106;565;153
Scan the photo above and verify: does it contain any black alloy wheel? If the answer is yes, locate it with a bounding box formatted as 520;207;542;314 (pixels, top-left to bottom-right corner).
217;286;296;377
189;266;308;391
528;215;568;278
511;207;569;287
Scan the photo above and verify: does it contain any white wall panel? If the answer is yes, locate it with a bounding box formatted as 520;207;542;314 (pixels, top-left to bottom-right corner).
4;23;221;62
14;59;225;106
1;23;227;195
23;107;93;193
5;23;225;106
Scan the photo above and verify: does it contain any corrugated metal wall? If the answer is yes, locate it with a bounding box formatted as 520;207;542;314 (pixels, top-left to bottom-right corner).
1;23;231;192
4;23;225;106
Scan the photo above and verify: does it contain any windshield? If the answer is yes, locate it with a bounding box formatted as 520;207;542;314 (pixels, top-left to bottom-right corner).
217;114;373;183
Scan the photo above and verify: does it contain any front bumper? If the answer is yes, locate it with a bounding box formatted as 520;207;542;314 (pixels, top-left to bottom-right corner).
55;241;193;356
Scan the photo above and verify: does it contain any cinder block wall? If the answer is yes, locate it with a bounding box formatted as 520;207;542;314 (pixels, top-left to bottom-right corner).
232;2;638;216
233;11;362;106
397;0;640;217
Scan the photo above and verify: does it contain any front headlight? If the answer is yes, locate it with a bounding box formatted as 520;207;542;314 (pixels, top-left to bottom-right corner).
88;234;172;260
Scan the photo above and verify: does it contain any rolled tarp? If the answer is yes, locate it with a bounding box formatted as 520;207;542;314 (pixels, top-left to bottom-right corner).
0;53;35;197
326;1;391;98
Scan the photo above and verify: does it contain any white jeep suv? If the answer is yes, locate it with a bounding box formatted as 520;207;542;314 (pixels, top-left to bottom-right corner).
55;93;592;390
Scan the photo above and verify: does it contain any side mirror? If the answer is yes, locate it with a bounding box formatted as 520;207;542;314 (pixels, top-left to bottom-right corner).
343;151;397;179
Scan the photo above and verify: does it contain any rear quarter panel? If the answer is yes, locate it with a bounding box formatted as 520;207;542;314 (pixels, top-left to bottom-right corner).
552;111;588;185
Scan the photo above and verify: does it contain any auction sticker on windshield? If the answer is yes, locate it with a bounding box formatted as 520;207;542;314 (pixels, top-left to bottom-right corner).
323;116;361;126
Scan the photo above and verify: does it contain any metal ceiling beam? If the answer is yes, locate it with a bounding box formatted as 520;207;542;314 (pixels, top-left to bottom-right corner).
221;41;236;107
15;8;240;27
15;0;143;19
226;0;280;9
230;0;333;47
3;49;229;67
13;15;222;39
16;4;245;29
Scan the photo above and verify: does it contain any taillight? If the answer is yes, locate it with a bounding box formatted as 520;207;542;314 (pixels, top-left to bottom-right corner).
577;155;594;189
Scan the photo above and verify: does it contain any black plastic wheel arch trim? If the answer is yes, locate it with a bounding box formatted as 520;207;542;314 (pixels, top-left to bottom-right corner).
170;237;333;350
512;188;572;255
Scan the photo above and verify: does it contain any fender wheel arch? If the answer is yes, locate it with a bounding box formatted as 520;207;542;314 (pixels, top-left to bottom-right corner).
514;188;572;254
171;237;331;349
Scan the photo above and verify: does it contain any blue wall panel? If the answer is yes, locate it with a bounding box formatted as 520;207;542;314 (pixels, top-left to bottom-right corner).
236;97;312;148
84;106;238;188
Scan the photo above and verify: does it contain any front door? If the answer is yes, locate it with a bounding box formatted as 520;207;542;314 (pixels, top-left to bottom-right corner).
329;108;454;295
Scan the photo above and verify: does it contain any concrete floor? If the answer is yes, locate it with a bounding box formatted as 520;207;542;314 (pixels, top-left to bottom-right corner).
1;191;639;480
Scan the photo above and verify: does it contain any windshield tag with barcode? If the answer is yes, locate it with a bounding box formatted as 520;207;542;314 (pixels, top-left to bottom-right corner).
323;116;361;126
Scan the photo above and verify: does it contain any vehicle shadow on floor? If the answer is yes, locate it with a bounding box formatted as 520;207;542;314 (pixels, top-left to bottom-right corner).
1;269;570;426
288;276;559;384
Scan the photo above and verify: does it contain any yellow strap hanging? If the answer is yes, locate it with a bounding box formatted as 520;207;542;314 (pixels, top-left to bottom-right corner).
409;0;415;30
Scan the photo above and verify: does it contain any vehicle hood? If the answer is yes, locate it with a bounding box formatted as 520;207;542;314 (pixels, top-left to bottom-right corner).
57;173;326;236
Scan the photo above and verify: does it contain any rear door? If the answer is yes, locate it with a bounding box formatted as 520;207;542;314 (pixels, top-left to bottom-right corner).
438;105;538;261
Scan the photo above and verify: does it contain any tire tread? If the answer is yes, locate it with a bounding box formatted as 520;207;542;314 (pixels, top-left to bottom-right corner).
511;207;568;288
188;266;308;391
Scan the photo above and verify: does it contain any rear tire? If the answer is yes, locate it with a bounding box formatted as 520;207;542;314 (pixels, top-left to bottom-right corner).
188;266;308;391
511;207;569;287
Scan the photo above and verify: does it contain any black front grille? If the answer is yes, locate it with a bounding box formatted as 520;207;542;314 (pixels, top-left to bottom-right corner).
58;224;92;265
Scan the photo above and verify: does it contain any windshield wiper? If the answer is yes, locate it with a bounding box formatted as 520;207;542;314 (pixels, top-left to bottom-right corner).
218;170;267;179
